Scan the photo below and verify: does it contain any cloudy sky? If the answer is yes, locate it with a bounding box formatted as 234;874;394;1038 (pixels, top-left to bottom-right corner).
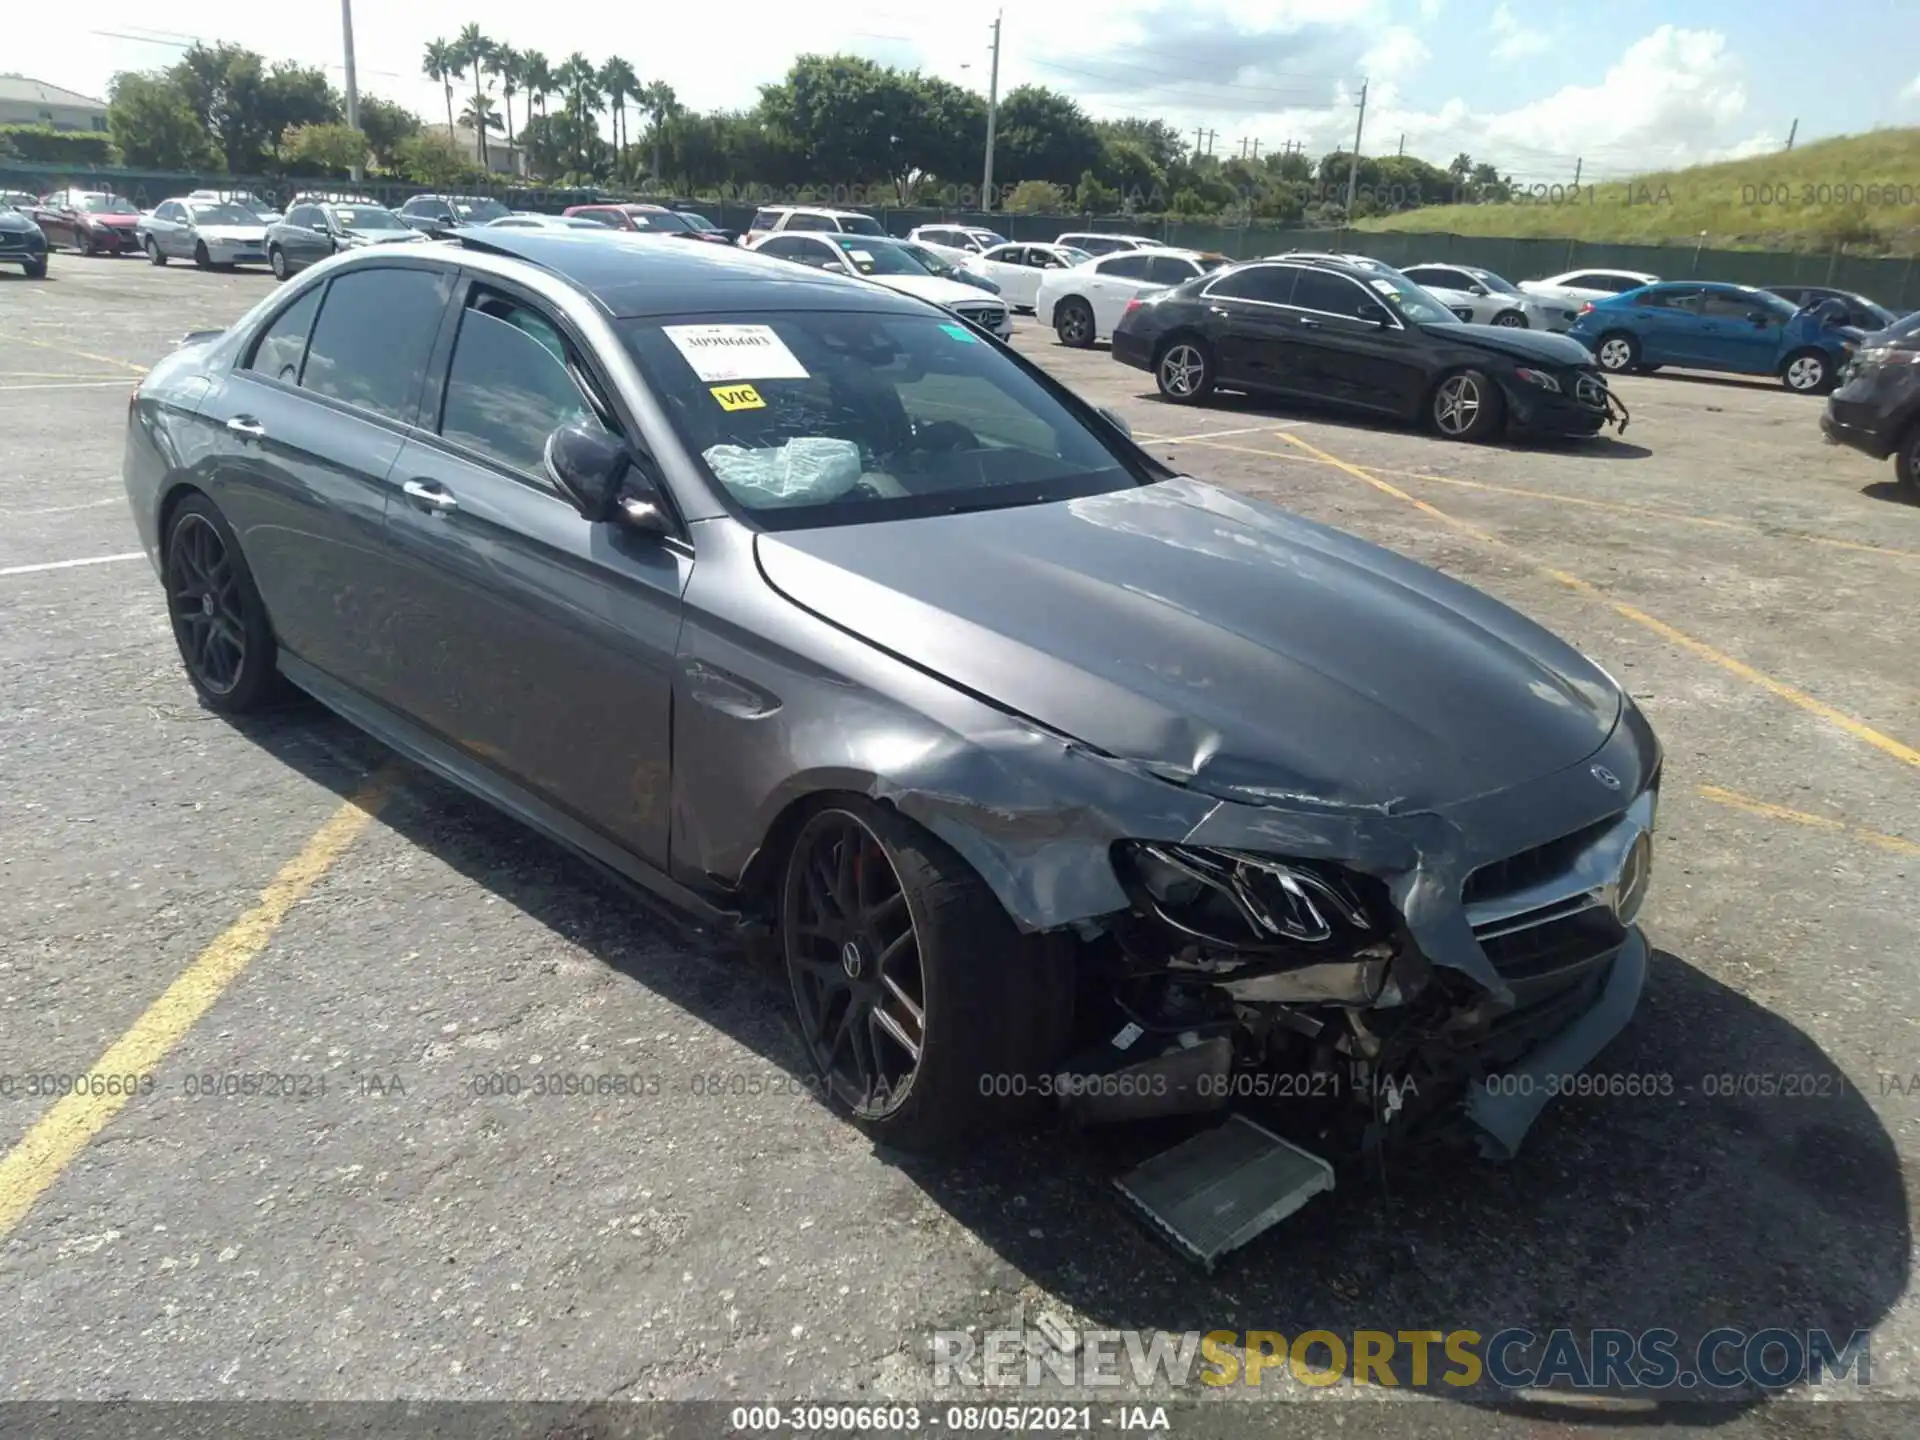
10;0;1920;181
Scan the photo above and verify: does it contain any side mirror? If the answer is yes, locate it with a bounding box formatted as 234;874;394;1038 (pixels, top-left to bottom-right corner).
1097;406;1132;439
545;417;639;520
1361;303;1392;328
825;261;851;274
1469;283;1489;296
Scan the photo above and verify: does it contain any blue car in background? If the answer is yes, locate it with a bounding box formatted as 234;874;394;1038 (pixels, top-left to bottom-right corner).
1567;282;1858;394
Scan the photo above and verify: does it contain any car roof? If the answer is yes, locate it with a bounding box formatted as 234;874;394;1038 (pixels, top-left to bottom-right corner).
449;229;933;320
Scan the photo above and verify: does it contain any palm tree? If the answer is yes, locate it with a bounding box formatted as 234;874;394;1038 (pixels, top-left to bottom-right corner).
491;45;521;169
422;39;458;147
638;80;680;184
521;50;553;120
460;96;502;138
557;53;602;177
456;23;495;170
599;58;638;180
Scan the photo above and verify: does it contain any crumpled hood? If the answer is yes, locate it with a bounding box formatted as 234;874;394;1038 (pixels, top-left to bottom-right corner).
1428;322;1597;367
871;272;996;308
755;477;1622;812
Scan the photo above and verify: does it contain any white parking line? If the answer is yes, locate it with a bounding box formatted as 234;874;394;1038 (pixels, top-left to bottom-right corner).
0;551;144;578
1138;423;1299;442
0;496;123;518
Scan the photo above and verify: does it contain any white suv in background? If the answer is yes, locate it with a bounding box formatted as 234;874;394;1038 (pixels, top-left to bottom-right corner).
907;224;1008;262
742;206;889;246
1399;262;1555;328
747;231;1014;340
1037;248;1226;347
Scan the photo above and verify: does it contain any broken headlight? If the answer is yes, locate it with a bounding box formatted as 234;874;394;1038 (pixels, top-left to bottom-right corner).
1116;842;1384;953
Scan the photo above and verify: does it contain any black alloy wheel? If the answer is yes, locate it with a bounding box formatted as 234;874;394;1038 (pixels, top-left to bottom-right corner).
163;497;280;712
1055;297;1095;348
779;800;1074;1152
784;808;928;1121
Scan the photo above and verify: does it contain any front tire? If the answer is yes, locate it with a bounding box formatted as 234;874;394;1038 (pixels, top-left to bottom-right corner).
193;240;211;270
1594;332;1638;373
77;228;95;257
1431;368;1503;442
1155;337;1215;403
1492;309;1528;328
163;496;282;714
269;246;289;280
1894;423;1920;498
22;254;46;279
780;799;1070;1153
146;237;167;266
1054;297;1095;348
1781;348;1832;395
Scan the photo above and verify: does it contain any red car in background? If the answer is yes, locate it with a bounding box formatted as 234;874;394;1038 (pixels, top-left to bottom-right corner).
30;189;143;255
560;202;733;244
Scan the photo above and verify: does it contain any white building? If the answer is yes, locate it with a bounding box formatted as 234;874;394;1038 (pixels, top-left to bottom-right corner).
431;123;526;177
0;75;109;133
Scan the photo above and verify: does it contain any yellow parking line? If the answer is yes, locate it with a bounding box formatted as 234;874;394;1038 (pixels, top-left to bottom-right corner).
1178;433;1920;564
7;334;148;375
1696;784;1919;856
0;768;398;1240
1272;431;1920;774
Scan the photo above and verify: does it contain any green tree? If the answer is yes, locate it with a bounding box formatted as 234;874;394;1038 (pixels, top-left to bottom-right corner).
107;71;217;169
423;39;458;143
397;130;472;187
638;81;681;183
1074;169;1117;213
1002;179;1065;213
455;24;495;170
357;95;422;173
490;45;521;161
171;44;270;172
459;96;501;141
282;122;367;174
993;85;1101;189
555;54;603;177
600;58;639;179
521;50;554;120
261;62;341;160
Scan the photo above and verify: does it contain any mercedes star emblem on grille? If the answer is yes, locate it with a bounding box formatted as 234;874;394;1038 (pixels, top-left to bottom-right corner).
1591;765;1622;790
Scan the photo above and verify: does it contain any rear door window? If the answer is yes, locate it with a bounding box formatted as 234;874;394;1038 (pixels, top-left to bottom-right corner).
246;285;324;385
1292;270;1377;320
298;267;452;423
1206;265;1299;304
1098;254;1154;280
1147;255;1200;286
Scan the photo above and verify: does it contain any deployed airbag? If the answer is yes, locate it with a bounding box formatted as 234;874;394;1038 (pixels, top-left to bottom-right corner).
705;437;863;506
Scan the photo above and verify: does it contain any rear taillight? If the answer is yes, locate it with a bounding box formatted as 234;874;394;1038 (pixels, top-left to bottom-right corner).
1123;298;1143;315
1578;302;1594;315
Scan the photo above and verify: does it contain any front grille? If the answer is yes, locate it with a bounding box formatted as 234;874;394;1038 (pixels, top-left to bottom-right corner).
954;302;1007;330
1463;811;1621;905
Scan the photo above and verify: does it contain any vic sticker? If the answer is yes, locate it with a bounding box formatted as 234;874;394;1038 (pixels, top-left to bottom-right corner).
661;324;810;382
711;384;766;411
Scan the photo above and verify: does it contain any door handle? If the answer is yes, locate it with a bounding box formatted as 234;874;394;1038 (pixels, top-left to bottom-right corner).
225;416;266;441
402;479;458;513
1209;306;1228;316
1296;316;1321;329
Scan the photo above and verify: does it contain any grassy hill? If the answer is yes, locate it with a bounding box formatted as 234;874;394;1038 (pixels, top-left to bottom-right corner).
1356;128;1920;254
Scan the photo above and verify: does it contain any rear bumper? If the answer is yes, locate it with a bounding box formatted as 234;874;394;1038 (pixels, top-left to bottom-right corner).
1111;327;1155;371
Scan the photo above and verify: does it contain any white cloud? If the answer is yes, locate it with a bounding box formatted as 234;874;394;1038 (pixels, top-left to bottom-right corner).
1903;72;1920;100
1360;26;1430;104
1488;3;1551;62
1418;0;1443;21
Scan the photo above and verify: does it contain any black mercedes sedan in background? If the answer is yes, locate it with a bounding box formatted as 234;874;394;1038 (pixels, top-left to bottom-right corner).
1113;255;1628;442
0;197;48;277
122;231;1659;1224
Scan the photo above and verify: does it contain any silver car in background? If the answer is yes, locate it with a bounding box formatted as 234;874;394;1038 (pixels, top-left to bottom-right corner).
138;198;272;270
1401;262;1556;328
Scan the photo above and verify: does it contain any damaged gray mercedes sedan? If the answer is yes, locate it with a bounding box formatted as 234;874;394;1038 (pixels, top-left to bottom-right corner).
124;230;1660;1188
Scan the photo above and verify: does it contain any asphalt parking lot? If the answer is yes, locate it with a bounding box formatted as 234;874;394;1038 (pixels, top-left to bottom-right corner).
1;256;1917;1437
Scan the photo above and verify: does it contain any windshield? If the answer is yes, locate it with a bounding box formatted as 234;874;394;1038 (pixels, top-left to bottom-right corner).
82;195;138;215
622;312;1145;529
332;206;407;231
189;203;258;225
1365;272;1462;325
453;198;512;222
900;243;960;277
969;230;1008;246
829;238;931;277
1467;269;1521;295
1056;246;1092;265
679;212;718;230
837;214;887;237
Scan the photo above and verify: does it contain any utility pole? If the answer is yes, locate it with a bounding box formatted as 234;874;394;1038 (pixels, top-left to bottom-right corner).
1250;138;1259;161
981;11;1002;210
1573;157;1582;186
341;0;362;181
1343;79;1368;215
1397;133;1404;157
1785;118;1798;151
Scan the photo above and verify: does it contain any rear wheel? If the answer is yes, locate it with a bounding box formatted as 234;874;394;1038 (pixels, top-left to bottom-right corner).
1054;297;1095;348
163;496;282;713
77;227;95;257
1155;337;1215;403
1895;423;1920;498
1431;369;1504;442
1594;332;1638;373
1492;309;1528;327
780;799;1070;1153
146;236;167;266
269;246;289;280
1781;348;1832;395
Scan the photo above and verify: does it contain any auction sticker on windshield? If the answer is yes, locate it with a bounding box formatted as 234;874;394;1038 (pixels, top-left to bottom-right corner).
662;324;810;382
710;384;766;411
